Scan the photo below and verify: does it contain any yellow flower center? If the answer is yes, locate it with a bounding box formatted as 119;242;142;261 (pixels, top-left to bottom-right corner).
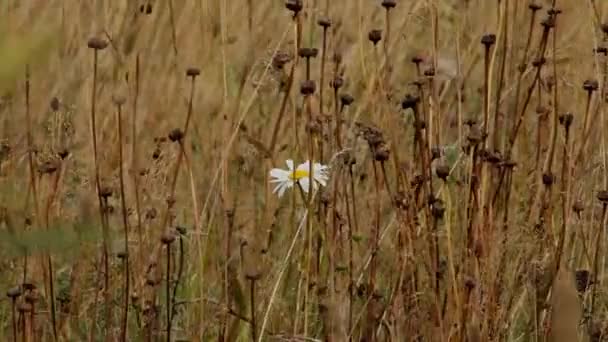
290;169;309;181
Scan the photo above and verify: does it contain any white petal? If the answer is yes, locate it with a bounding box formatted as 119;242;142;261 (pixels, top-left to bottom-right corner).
285;159;294;171
299;177;311;193
270;168;290;181
297;160;311;173
277;182;290;197
314;174;328;187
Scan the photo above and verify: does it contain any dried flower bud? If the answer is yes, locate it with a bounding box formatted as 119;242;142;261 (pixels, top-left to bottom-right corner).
161;229;176;244
285;0;303;15
298;47;318;59
99;186;113;198
597;190;608;203
528;2;542;11
401;94;420;110
50;97;60;111
583;79;599;92
331;76;344;90
186;67;201;77
368;29;382;45
300;80;316;95
340;93;354;106
6;286;22;298
481;34;496;47
436;163;450;181
542;173;554;186
317;17;332;28
168;128;184;142
558;113;573;128
87;37;108;50
381;0;397;9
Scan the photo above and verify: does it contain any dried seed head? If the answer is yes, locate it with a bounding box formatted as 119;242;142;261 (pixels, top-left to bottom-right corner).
140;3;152;14
547;8;561;16
431;146;441;160
300;80;316;96
532;57;546;67
464;275;476;290
381;0;397;10
22;283;35;291
595;46;608;55
186;67;200;77
38;160;59;174
58;148;69;160
24;291;38;304
463;118;477;127
373;143;390;162
305;118;322;135
332;52;342;65
467;126;482;145
368;29;382;45
423;68;436;77
168;128;184;142
161;229;176;244
583;79;599;92
558;113;573;128
572;200;584;214
431;199;445;219
575;269;591;293
285;0;303;15
50;97;60;111
436;163;450;181
176;225;187;235
541;16;555;29
112;95;126;106
528;2;542;11
542;173;554;186
597;190;608;203
330;76;344;90
117;249;127;259
145;273;158;287
145;208;157;220
401;94;420;110
481;34;496;47
340;93;354;106
317;17;332;28
98;186;112;199
411;55;424;65
87;37;108;50
413;119;426;130
272;52;292;69
6;286;22;298
298;47;319;59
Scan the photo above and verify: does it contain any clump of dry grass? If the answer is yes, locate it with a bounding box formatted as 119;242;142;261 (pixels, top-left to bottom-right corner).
2;0;608;341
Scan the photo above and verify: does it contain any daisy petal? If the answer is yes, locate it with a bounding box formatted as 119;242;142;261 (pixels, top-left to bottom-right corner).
297;160;311;173
285;159;295;171
299;177;311;193
270;168;290;181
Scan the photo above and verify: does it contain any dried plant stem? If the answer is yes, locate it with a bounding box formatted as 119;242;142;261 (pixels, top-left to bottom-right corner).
116;100;130;342
250;279;257;341
166;244;172;342
88;45;112;342
132;54;144;275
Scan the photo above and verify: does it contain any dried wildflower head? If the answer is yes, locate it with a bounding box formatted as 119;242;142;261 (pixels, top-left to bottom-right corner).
300;80;316;96
368;29;382;45
87;37;108;50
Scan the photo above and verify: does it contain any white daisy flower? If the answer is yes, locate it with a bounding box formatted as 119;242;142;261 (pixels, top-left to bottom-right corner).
269;159;330;197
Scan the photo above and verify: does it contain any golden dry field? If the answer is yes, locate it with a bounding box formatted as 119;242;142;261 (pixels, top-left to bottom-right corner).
1;0;608;341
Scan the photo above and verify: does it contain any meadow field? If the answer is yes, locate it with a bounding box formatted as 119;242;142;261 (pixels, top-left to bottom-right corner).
1;0;608;341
